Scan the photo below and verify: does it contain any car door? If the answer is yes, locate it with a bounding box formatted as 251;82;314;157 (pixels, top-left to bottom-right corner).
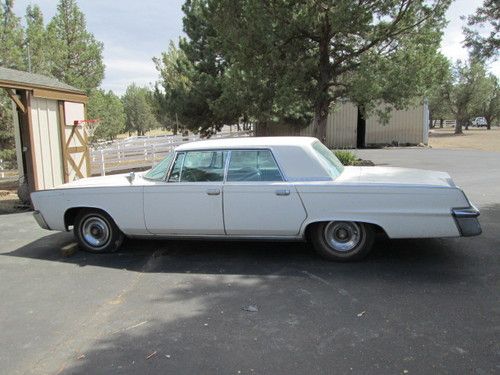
223;149;307;236
144;150;227;235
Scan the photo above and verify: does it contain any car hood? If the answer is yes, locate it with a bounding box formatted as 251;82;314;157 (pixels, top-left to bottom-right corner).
336;166;456;188
56;172;147;189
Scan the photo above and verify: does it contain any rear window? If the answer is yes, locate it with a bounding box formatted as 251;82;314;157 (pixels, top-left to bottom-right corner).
312;142;344;178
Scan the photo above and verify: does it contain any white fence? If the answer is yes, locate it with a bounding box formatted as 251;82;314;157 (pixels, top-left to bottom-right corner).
90;131;253;176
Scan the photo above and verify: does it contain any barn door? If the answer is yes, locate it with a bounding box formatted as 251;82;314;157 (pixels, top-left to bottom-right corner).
30;97;64;189
60;101;90;182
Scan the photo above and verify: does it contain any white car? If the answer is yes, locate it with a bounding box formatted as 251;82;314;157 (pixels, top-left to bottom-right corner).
31;137;481;261
471;117;487;127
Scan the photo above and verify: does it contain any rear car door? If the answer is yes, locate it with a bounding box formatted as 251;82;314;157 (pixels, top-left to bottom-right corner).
222;149;307;236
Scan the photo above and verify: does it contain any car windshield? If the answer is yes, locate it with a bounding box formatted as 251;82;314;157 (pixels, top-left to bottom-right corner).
312;142;345;178
143;152;174;181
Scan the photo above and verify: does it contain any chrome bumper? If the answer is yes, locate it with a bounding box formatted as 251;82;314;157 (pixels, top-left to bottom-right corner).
452;206;481;237
33;210;50;230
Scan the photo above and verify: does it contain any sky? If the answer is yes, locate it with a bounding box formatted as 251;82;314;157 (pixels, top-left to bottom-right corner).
13;0;499;96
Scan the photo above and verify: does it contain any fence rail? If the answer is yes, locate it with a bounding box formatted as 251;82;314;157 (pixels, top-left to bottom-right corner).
90;131;253;176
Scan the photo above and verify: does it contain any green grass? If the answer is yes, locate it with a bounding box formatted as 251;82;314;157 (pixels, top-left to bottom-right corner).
334;150;358;166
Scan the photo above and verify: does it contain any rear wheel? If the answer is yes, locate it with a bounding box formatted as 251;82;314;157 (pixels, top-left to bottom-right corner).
310;221;374;261
74;209;124;253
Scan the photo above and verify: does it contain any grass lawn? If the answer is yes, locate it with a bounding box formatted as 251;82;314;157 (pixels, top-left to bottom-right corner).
429;126;500;152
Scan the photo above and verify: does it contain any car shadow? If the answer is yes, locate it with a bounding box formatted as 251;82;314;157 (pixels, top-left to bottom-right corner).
1;230;479;286
4;204;499;285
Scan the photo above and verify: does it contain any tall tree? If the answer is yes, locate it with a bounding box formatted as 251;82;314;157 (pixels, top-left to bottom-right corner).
46;0;104;92
122;84;159;136
0;0;24;69
445;60;489;134
463;0;499;61
0;0;25;167
87;90;126;142
24;4;50;75
207;0;451;142
473;74;500;130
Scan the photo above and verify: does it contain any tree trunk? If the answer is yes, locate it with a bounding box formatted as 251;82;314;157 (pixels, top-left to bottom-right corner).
485;116;491;130
454;118;463;134
312;99;329;143
429;114;434;129
312;16;331;144
465;121;469;131
439;118;444;128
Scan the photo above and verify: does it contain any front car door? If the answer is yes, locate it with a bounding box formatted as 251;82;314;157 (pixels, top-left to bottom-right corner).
222;149;307;236
144;150;227;235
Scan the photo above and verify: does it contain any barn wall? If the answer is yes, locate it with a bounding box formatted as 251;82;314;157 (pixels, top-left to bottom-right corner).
30;97;64;189
255;101;426;148
365;104;426;145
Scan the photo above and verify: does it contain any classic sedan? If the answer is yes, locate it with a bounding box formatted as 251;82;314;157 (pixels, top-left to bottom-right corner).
31;137;481;261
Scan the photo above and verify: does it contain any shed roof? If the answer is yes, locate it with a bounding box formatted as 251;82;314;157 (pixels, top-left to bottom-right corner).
0;66;84;94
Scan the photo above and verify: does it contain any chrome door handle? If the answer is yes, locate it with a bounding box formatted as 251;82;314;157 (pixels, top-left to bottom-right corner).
206;188;221;196
275;189;290;196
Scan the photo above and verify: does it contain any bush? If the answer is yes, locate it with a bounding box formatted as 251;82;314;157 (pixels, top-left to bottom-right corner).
334;150;358;166
0;148;17;169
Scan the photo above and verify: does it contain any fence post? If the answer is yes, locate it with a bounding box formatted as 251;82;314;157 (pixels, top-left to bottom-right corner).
117;143;121;164
100;149;106;176
0;159;4;179
152;144;156;163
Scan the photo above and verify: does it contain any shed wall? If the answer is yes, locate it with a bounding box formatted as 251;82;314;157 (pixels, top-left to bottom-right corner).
365;104;425;145
256;101;358;148
30;97;64;189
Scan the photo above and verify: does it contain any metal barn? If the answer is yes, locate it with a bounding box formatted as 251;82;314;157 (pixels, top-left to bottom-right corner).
0;67;89;197
256;100;429;148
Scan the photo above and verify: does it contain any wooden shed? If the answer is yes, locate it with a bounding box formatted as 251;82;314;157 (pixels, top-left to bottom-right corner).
0;67;89;197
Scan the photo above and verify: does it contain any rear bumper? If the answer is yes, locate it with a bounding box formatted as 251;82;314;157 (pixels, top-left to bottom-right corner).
452;206;481;237
33;210;50;230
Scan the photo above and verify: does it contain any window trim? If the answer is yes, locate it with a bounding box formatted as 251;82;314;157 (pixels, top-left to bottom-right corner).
166;151;185;182
165;148;287;183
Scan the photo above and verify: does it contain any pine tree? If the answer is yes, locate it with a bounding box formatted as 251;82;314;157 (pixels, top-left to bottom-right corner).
46;0;104;92
25;4;50;75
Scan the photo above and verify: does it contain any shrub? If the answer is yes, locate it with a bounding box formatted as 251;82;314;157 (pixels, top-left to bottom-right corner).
334;150;358;166
0;149;17;169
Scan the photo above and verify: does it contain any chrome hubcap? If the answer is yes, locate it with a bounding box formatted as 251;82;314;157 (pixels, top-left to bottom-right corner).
324;222;361;252
81;217;110;249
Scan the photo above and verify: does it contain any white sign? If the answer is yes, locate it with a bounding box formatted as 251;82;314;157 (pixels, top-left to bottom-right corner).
64;101;85;125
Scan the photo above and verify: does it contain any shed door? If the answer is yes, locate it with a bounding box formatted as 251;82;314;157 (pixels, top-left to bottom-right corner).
30;98;64;189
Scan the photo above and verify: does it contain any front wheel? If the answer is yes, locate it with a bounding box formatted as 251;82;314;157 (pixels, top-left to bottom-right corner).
74;209;124;253
310;221;374;261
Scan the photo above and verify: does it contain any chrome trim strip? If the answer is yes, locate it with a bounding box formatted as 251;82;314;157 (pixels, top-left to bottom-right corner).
452;206;480;218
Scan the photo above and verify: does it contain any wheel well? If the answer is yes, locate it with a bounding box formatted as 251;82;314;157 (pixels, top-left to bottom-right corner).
304;221;388;240
64;207;110;230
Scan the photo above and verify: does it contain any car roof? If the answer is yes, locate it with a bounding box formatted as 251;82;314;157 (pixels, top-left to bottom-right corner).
175;136;318;151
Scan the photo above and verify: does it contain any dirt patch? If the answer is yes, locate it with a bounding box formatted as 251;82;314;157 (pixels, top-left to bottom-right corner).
429;127;500;152
0;176;30;214
0;191;30;215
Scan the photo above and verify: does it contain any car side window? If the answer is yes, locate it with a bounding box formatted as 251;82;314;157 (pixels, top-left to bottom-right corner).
227;150;283;182
179;151;227;182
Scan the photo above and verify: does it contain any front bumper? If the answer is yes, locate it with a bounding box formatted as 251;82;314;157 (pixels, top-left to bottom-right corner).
33;210;50;230
452;206;482;237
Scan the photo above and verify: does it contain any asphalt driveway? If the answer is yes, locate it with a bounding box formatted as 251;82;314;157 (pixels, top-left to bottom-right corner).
0;148;498;375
